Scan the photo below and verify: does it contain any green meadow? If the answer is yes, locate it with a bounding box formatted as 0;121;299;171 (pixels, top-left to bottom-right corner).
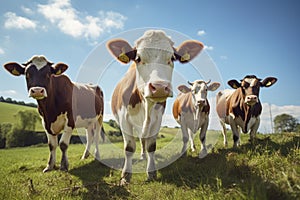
0;102;299;199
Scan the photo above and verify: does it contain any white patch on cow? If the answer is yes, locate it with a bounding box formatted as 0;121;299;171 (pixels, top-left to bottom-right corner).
50;113;67;134
27;55;49;70
135;30;175;98
244;78;257;87
74;114;101;128
246;116;259;132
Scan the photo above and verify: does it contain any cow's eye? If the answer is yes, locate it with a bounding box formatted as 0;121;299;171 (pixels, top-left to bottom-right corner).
135;56;141;63
26;72;30;79
243;82;250;88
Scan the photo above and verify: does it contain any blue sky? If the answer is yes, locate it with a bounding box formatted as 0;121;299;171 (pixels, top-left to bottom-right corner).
0;0;300;132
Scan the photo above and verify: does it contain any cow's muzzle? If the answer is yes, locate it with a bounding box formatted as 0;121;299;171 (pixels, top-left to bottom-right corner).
245;95;258;106
29;87;47;100
146;81;173;101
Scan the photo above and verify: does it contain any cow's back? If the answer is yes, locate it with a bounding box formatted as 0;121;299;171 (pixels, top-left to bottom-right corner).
216;89;234;121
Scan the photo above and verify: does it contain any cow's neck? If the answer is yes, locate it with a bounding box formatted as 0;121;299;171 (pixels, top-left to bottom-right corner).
241;100;262;133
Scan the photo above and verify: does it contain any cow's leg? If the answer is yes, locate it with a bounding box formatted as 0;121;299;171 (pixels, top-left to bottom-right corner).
220;120;228;147
180;125;189;155
81;127;93;159
140;138;146;160
199;120;208;158
93;122;101;160
121;134;136;185
188;129;196;152
145;135;157;181
250;118;260;145
59;128;72;171
230;123;240;148
43;133;58;172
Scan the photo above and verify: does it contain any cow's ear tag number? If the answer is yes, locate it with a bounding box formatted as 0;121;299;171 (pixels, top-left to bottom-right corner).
12;68;20;76
180;52;191;62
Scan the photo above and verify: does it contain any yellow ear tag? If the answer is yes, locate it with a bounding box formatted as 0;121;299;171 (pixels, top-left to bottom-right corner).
180;52;191;62
12;68;20;76
265;81;272;87
55;69;62;75
118;52;130;63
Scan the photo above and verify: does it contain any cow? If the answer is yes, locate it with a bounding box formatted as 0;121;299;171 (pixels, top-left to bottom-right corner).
172;80;220;158
107;30;204;184
216;75;277;147
3;55;104;172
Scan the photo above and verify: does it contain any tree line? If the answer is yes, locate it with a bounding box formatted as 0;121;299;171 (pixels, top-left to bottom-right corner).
0;96;37;108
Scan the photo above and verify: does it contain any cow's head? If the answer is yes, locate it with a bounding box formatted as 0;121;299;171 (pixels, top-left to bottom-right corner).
178;80;220;107
4;55;68;100
107;30;204;103
228;75;277;106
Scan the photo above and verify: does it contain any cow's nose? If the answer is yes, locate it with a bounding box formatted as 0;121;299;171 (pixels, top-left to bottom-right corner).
29;87;47;100
197;99;206;105
245;95;258;105
148;82;172;97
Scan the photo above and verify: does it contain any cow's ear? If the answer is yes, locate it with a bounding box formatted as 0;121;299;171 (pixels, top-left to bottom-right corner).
228;80;241;89
175;40;204;63
52;63;68;75
107;39;136;64
177;85;191;93
3;62;25;76
208;82;221;91
261;77;277;88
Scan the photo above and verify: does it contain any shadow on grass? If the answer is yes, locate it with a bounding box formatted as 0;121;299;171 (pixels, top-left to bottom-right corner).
158;134;300;200
69;160;130;200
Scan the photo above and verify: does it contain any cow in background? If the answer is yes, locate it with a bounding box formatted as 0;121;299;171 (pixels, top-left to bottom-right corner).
216;75;277;147
107;30;204;184
173;80;220;158
4;55;104;172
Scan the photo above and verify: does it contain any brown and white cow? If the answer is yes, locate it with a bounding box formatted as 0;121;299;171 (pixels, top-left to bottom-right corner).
4;55;104;172
107;30;204;184
216;75;277;147
173;80;220;158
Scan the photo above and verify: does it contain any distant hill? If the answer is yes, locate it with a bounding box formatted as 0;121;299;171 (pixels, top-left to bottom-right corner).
0;102;117;133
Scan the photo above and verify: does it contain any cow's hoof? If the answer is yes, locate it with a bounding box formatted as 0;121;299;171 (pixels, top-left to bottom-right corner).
146;171;157;182
60;164;68;172
120;178;129;186
81;152;90;159
140;153;146;160
198;150;208;159
43;167;52;173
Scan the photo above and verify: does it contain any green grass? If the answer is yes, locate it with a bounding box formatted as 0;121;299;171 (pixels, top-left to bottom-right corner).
0;130;299;199
0;102;44;131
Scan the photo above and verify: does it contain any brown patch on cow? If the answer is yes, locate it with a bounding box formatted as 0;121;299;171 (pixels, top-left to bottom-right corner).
111;63;143;115
173;92;210;120
227;88;262;133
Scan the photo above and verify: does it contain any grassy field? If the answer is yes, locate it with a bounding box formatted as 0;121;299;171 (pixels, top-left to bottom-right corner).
0;129;299;199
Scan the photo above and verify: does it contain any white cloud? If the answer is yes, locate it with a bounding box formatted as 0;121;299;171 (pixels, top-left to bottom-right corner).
37;0;127;43
204;45;214;51
21;6;34;15
0;48;4;55
0;90;17;96
4;12;36;30
197;30;206;36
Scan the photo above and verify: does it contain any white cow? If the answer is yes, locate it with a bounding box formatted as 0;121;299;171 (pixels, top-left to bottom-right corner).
107;30;204;184
173;80;220;158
